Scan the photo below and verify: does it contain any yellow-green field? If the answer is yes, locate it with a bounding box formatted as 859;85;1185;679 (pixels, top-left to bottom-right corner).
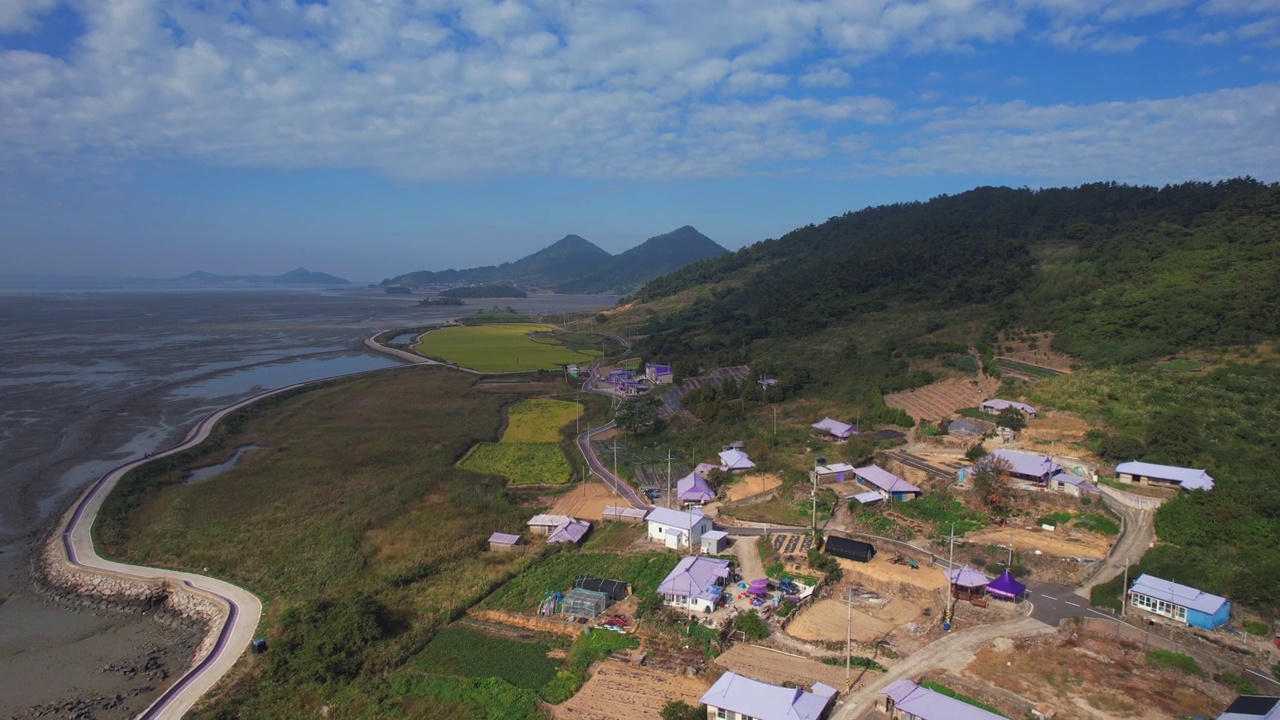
415;323;600;372
503;399;583;443
460;443;573;485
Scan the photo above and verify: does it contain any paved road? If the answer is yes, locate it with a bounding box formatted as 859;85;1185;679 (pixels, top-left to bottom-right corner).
61;353;415;719
1024;579;1096;626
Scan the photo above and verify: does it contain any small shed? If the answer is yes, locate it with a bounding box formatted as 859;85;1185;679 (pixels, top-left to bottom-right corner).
574;576;630;602
602;506;647;523
825;535;875;563
561;587;609;619
701;530;729;554
488;532;523;552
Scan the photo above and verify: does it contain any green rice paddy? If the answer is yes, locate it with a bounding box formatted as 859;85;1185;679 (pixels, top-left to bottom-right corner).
416;323;600;372
502;399;583;443
457;399;581;485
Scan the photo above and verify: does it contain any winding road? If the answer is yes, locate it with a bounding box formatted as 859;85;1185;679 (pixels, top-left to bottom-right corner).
57;340;424;719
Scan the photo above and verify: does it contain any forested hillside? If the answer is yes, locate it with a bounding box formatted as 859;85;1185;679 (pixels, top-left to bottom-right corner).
636;179;1279;374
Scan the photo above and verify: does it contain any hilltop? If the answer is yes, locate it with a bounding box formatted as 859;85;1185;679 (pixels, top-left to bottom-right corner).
382;227;728;294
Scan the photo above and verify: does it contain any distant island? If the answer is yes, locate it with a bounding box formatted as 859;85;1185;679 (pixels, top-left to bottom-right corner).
381;226;727;295
418;296;464;306
173;267;351;286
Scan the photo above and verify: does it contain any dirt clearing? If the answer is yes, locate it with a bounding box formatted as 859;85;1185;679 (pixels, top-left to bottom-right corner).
965;526;1111;560
884;376;1000;422
788;600;894;643
725;474;784;502
553;661;709;720
1019;412;1093;447
963;629;1232;720
547;481;619;521
838;555;949;592
715;644;851;689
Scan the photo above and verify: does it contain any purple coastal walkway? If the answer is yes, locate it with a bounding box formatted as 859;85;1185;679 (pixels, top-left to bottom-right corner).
58;343;417;719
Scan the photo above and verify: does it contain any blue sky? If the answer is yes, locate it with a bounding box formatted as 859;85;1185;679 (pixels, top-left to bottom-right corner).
2;0;1278;282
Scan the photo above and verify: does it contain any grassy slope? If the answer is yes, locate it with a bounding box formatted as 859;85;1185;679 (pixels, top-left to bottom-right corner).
98;367;559;717
416;323;599;372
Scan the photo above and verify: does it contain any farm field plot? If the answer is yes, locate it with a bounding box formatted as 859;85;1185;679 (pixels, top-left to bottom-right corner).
553;661;710;720
504;399;584;443
481;552;680;612
965;526;1112;560
725;473;783;502
416;323;600;372
714;644;850;689
461;442;573;485
884;376;1000;422
411;626;560;691
548;481;620;521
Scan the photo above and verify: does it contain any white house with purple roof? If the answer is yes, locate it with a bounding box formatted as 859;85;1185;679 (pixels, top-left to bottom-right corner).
1116;461;1214;491
701;671;835;720
658;556;731;613
677;471;716;505
645;506;714;550
880;679;1006;720
853;465;922;502
986;449;1063;484
812;416;858;440
547;518;591;545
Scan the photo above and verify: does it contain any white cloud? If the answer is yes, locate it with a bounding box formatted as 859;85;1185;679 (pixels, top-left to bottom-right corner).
0;0;1273;187
800;67;853;87
864;84;1280;183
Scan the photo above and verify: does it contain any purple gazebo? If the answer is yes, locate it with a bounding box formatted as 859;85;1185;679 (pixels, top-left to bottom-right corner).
945;566;991;602
677;471;716;505
986;569;1027;601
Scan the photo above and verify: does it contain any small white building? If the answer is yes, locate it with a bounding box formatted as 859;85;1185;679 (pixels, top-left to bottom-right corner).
645;507;714;550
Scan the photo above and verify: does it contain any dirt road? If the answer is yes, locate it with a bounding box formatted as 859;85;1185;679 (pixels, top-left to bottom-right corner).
731;534;766;582
1076;497;1156;596
829;617;1053;719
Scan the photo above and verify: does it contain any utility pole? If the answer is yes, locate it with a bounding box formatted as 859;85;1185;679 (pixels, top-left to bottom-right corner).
667;449;674;509
611;438;619;496
1122;556;1130;617
944;523;960;623
845;586;853;685
773;406;778;436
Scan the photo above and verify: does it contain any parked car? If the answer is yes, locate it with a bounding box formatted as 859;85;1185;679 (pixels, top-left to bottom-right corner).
644;489;661;499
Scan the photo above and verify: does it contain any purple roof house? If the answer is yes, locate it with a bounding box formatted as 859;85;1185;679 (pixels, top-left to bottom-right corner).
980;398;1038;416
854;465;922;501
645;363;674;385
986;449;1063;483
677;472;716;504
881;679;1007;720
718;449;756;472
547;519;591;545
986;570;1027;600
1116;461;1214;491
657;556;731;612
701;672;834;720
488;532;522;552
812;416;858;439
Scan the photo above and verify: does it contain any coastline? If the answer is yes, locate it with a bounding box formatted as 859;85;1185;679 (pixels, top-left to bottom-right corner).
36;354;424;718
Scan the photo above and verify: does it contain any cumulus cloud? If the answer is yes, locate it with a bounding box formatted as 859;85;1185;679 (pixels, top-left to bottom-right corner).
0;0;1273;186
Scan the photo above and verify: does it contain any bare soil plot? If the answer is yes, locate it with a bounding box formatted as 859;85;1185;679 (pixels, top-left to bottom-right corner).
1019;412;1093;447
963;631;1231;720
839;555;949;592
787;600;896;643
547;481;619;521
884;376;1000;422
715;644;850;689
965;526;1111;560
553;661;710;720
725;474;784;502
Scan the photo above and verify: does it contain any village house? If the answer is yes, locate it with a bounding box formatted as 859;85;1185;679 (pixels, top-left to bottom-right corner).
657;555;731;613
1052;471;1099;497
677;471;716;505
645;363;675;385
1128;573;1231;630
487;532;523;552
985;449;1063;485
880;679;1007;720
645;506;714;550
813;462;857;484
980;398;1038;417
812;416;858;440
527;514;572;535
601;505;647;523
701;671;836;720
1115;461;1215;491
547;518;591;545
853;465;922;502
718;449;756;472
